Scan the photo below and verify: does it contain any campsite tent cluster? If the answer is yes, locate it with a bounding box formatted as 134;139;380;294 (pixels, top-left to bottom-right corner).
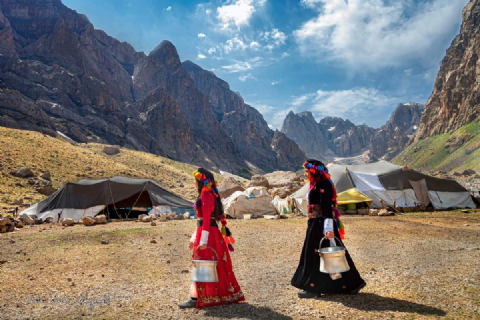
20;162;475;221
287;161;475;213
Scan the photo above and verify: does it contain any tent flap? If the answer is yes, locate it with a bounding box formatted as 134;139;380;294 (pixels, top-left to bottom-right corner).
337;188;373;206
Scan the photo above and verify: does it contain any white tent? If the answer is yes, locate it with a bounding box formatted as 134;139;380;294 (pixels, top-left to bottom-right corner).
222;187;277;218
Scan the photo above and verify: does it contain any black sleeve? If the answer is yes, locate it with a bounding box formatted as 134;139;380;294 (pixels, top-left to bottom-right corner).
319;180;333;219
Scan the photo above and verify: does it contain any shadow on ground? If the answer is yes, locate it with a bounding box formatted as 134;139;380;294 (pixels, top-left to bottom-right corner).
320;293;446;316
203;302;293;320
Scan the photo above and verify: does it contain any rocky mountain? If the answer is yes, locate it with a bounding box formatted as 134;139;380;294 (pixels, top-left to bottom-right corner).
281;111;328;160
281;103;424;162
0;0;306;176
371;103;424;160
414;0;480;140
183;60;305;172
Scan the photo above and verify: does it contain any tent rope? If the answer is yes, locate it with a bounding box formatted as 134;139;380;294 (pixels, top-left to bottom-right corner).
107;179;121;219
125;182;149;219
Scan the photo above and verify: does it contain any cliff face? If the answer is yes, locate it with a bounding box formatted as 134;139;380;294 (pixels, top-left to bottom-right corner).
281;111;327;160
415;0;480;140
371;103;424;160
183;60;305;172
0;0;310;175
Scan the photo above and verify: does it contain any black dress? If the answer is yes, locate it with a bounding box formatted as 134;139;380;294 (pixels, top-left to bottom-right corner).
291;179;365;294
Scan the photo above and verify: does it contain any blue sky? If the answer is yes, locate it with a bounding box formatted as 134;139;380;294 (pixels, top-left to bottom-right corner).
62;0;468;129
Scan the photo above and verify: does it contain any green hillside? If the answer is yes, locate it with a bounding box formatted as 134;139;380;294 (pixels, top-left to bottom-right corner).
393;121;480;173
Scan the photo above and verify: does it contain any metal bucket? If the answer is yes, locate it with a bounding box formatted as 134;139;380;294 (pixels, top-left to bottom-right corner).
319;237;350;274
191;246;219;283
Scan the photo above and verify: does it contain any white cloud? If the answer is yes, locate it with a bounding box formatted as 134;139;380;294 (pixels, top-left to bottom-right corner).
166;6;172;11
284;88;402;128
262;28;287;50
217;0;267;30
206;9;211;14
239;74;256;82
208;47;217;54
271;81;279;85
221;54;289;73
250;41;261;50
224;37;248;53
198;33;207;39
197;53;207;59
294;0;468;71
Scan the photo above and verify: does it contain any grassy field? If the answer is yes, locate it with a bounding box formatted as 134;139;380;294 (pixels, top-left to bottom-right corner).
0;211;479;319
0;127;222;210
394;121;480;174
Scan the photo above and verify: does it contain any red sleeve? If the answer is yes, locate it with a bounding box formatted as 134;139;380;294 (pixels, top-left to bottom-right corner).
199;192;214;245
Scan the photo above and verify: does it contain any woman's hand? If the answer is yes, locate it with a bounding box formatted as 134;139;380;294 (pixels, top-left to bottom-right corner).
198;244;207;250
188;242;194;251
325;231;334;239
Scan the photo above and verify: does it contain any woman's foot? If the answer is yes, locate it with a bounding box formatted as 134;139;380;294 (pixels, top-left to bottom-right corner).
298;290;319;299
347;281;367;295
178;298;197;308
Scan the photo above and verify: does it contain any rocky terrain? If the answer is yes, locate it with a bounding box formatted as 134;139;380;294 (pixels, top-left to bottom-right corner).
0;0;304;177
414;0;480;140
396;0;480;173
183;60;305;173
0;211;479;319
370;103;424;160
282;103;424;162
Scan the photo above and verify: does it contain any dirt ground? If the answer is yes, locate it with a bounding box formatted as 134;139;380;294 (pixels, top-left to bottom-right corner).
1;211;479;320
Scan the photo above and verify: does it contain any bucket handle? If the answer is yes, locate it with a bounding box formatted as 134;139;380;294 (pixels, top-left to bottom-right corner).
192;246;219;261
319;236;344;249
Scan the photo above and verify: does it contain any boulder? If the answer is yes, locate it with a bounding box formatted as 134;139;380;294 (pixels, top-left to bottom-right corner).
151;221;157;226
39;172;51;181
61;218;74;226
461;169;476;176
14;219;24;228
37;186;57;196
247;175;269;188
141;216;152;223
20;214;35;225
138;214;147;221
102;145;121;155
0;217;10;227
15;167;34;178
82;216;96;226
270;187;292;199
264;171;303;189
218;177;244;199
95;215;107;224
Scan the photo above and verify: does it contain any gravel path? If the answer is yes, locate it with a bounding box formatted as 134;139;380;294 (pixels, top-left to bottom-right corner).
1;211;479;319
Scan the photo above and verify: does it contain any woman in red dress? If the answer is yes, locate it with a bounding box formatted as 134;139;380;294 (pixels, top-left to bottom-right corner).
178;168;245;308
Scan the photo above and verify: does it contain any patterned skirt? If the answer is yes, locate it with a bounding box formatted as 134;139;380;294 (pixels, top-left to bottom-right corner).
192;226;245;308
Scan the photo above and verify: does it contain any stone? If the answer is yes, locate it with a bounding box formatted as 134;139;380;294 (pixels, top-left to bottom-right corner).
44;217;54;224
39;172;51;181
183;212;190;220
377;209;391;216
218;177;244;199
20;214;34;226
102;146;121;156
101;239;109;245
0;217;9;227
34;219;43;225
247;175;269;188
270;187;292;199
95;215;107;224
150;239;157;244
13;198;23;205
37;186;57;196
150;221;156;226
82;216;96;226
138;214;147;221
141;216;152;223
15;219;24;228
461;169;476;176
15;167;34;178
61;218;74;226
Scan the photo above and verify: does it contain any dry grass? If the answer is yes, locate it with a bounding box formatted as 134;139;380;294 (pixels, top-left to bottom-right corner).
1;211;479;319
0;127;222;210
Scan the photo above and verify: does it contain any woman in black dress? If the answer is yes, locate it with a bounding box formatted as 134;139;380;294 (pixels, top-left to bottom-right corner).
291;159;366;298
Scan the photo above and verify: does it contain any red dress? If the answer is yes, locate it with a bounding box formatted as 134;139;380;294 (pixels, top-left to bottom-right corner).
192;191;245;308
